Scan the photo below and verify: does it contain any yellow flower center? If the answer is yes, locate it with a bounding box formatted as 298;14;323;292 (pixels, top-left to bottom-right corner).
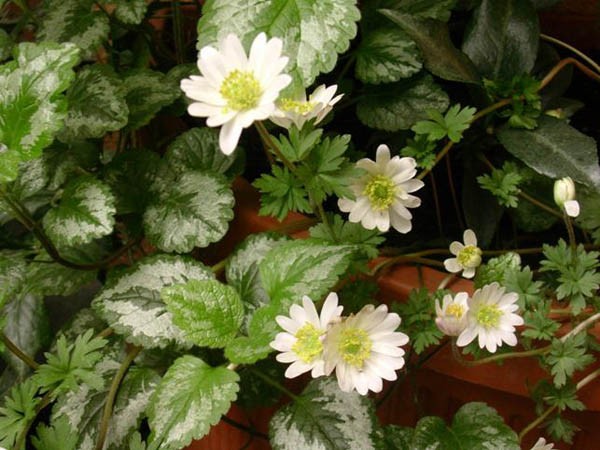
291;323;323;363
457;245;482;268
220;70;262;111
363;174;396;211
338;327;372;369
476;304;502;328
446;303;465;318
279;98;315;115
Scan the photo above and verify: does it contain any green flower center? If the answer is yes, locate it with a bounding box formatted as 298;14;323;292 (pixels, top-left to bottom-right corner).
279;98;315;115
363;174;396;211
291;323;323;363
220;70;262;111
476;304;502;328
446;303;465;318
457;245;482;268
338;327;372;369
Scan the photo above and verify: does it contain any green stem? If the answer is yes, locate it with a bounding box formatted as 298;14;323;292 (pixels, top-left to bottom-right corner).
248;368;300;402
94;345;142;450
452;340;550;367
561;312;600;342
518;404;557;442
576;367;600;390
563;211;577;252
255;122;297;175
519;190;564;220
14;391;53;450
172;0;185;64
1;332;39;370
211;258;228;275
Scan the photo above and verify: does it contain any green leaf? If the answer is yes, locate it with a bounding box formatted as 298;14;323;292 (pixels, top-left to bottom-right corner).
545;334;595;388
3;293;50;378
411;104;476;143
0;378;40;449
111;0;148;24
42;176;116;248
38;0;110;55
0;251;26;306
165;127;239;177
197;0;360;89
409;402;520;449
462;0;539;80
162;279;244;348
60;64;128;142
0;29;13;62
477;161;523;208
497;116;600;192
380;9;480;84
25;251;97;297
92;255;214;348
253;166;312;220
394;0;457;21
147;355;240;450
32;416;78;450
0;42;80;183
103;149;163;214
376;424;413;450
225;233;289;322
35;329;108;397
355;26;422;84
122;69;179;130
270;377;377;450
504;266;543;309
546;414;578;444
539;382;585;412
144;170;234;253
474;252;521;289
357;75;449;131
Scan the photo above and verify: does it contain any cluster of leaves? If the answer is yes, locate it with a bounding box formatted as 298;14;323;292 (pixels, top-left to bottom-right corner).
484;75;541;130
477;162;523;208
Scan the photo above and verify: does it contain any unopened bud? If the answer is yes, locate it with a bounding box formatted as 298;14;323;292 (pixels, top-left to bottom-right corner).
553;177;579;217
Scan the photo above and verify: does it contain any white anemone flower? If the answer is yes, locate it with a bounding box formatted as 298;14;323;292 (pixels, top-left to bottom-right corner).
435;292;469;337
456;282;524;353
444;229;482;279
181;32;292;155
338;144;424;233
553;176;580;218
323;304;409;395
530;437;557;450
270;84;343;129
270;293;343;379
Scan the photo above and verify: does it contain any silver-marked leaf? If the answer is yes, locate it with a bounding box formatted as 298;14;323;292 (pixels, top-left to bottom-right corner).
0;29;13;62
111;0;148;24
197;0;360;90
3;293;50;378
43;176;116;248
144;170;234;253
122;69;179;130
162;279;244;348
226;233;289;323
0;42;80;183
147;355;240;450
38;0;109;56
92;255;214;348
60;64;128;142
25;251;97;297
497;116;600;191
355;26;422;84
357;75;449;131
165;128;239;176
270;377;377;450
0;250;27;306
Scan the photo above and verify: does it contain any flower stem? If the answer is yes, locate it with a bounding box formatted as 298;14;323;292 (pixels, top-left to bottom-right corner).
563;211;577;252
561;312;600;342
518;404;557;442
248;367;300;402
1;332;39;370
255;122;297;175
94;345;142;450
539;56;600;90
541;34;600;75
452;341;550;367
15;391;53;450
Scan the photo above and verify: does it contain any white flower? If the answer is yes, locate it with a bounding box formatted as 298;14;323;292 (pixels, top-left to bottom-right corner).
435;292;469;336
270;293;343;379
443;229;482;279
323;304;409;395
530;437;557;450
456;282;524;353
554;176;580;217
181;32;292;155
338;144;424;233
270;84;343;129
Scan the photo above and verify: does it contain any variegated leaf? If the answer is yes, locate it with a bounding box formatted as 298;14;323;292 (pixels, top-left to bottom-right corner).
42;176;116;248
92;255;214;348
147;355;239;450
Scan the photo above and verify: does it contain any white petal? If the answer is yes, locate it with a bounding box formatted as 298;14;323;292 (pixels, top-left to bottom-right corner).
462;267;476;279
289;304;308;324
320;293;342;328
285;360;312;378
356;158;380;175
338;197;356;213
456;326;477;347
375;210;391;232
564;200;580;217
219;120;243;155
389;211;412;234
400;179;425;193
449;241;464;255
187;102;223;118
348;197;372;223
275;316;300;334
261;74;292;103
444;258;462;273
205;110;236;127
276;351;298;363
221;33;248;70
302;296;320;326
463;229;477;246
375;144;391;165
181;79;225;106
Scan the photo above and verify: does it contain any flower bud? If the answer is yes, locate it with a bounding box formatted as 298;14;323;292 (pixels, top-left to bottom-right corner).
553;177;580;217
435;293;469;337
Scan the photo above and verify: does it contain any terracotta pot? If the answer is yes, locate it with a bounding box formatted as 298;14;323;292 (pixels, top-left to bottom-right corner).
187;178;600;450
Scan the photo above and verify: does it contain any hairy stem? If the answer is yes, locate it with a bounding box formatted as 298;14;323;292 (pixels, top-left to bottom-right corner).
94;345;142;450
